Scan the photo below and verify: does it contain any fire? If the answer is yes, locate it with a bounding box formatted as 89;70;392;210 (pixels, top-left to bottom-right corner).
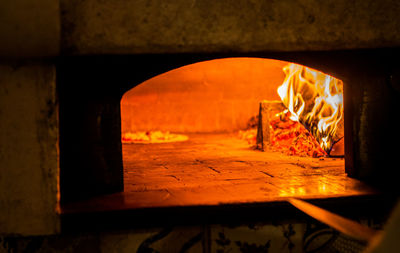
269;110;327;157
277;64;344;153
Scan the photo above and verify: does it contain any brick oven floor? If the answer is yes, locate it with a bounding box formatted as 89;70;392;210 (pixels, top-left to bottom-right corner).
61;133;382;230
121;133;375;208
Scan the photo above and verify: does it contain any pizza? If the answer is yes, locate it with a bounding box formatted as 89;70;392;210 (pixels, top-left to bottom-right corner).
122;131;188;144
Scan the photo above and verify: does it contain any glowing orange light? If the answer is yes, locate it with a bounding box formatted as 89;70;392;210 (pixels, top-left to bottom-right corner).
277;64;344;153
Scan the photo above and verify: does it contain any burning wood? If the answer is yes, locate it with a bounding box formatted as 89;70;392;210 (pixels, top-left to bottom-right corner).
237;113;259;145
277;64;344;153
254;101;327;157
237;128;257;145
256;100;285;150
122;131;188;144
252;63;344;157
269;110;327;157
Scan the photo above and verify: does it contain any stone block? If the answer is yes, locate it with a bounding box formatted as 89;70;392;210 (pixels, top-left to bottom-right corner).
0;0;60;58
61;0;400;55
0;62;59;235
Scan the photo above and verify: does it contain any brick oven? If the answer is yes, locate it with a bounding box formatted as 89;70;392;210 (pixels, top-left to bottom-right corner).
57;49;399;227
1;0;400;252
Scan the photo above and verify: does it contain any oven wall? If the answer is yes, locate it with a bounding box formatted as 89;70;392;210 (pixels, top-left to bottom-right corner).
0;64;59;236
0;0;59;58
121;58;285;134
0;0;60;236
61;0;400;55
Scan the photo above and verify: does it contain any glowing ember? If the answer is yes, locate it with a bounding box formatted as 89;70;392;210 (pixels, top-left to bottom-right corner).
122;131;188;144
270;111;327;157
238;128;257;145
277;64;344;153
239;111;327;157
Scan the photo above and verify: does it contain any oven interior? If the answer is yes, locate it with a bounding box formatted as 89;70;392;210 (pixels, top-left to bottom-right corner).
120;57;349;207
58;50;400;224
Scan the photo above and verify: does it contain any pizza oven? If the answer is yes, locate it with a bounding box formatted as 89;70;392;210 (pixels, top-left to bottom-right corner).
2;0;400;246
58;48;400;230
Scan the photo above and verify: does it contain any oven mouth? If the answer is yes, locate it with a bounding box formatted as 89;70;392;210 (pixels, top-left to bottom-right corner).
58;50;396;229
120;57;348;208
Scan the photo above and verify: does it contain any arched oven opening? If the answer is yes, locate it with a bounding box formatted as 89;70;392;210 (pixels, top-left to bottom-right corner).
120;58;346;208
58;50;398;229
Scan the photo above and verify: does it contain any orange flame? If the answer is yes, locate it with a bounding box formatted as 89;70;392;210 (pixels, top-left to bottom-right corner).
277;64;343;153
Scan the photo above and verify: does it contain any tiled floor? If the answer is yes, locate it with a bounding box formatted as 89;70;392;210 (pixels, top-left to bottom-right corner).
122;133;375;209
